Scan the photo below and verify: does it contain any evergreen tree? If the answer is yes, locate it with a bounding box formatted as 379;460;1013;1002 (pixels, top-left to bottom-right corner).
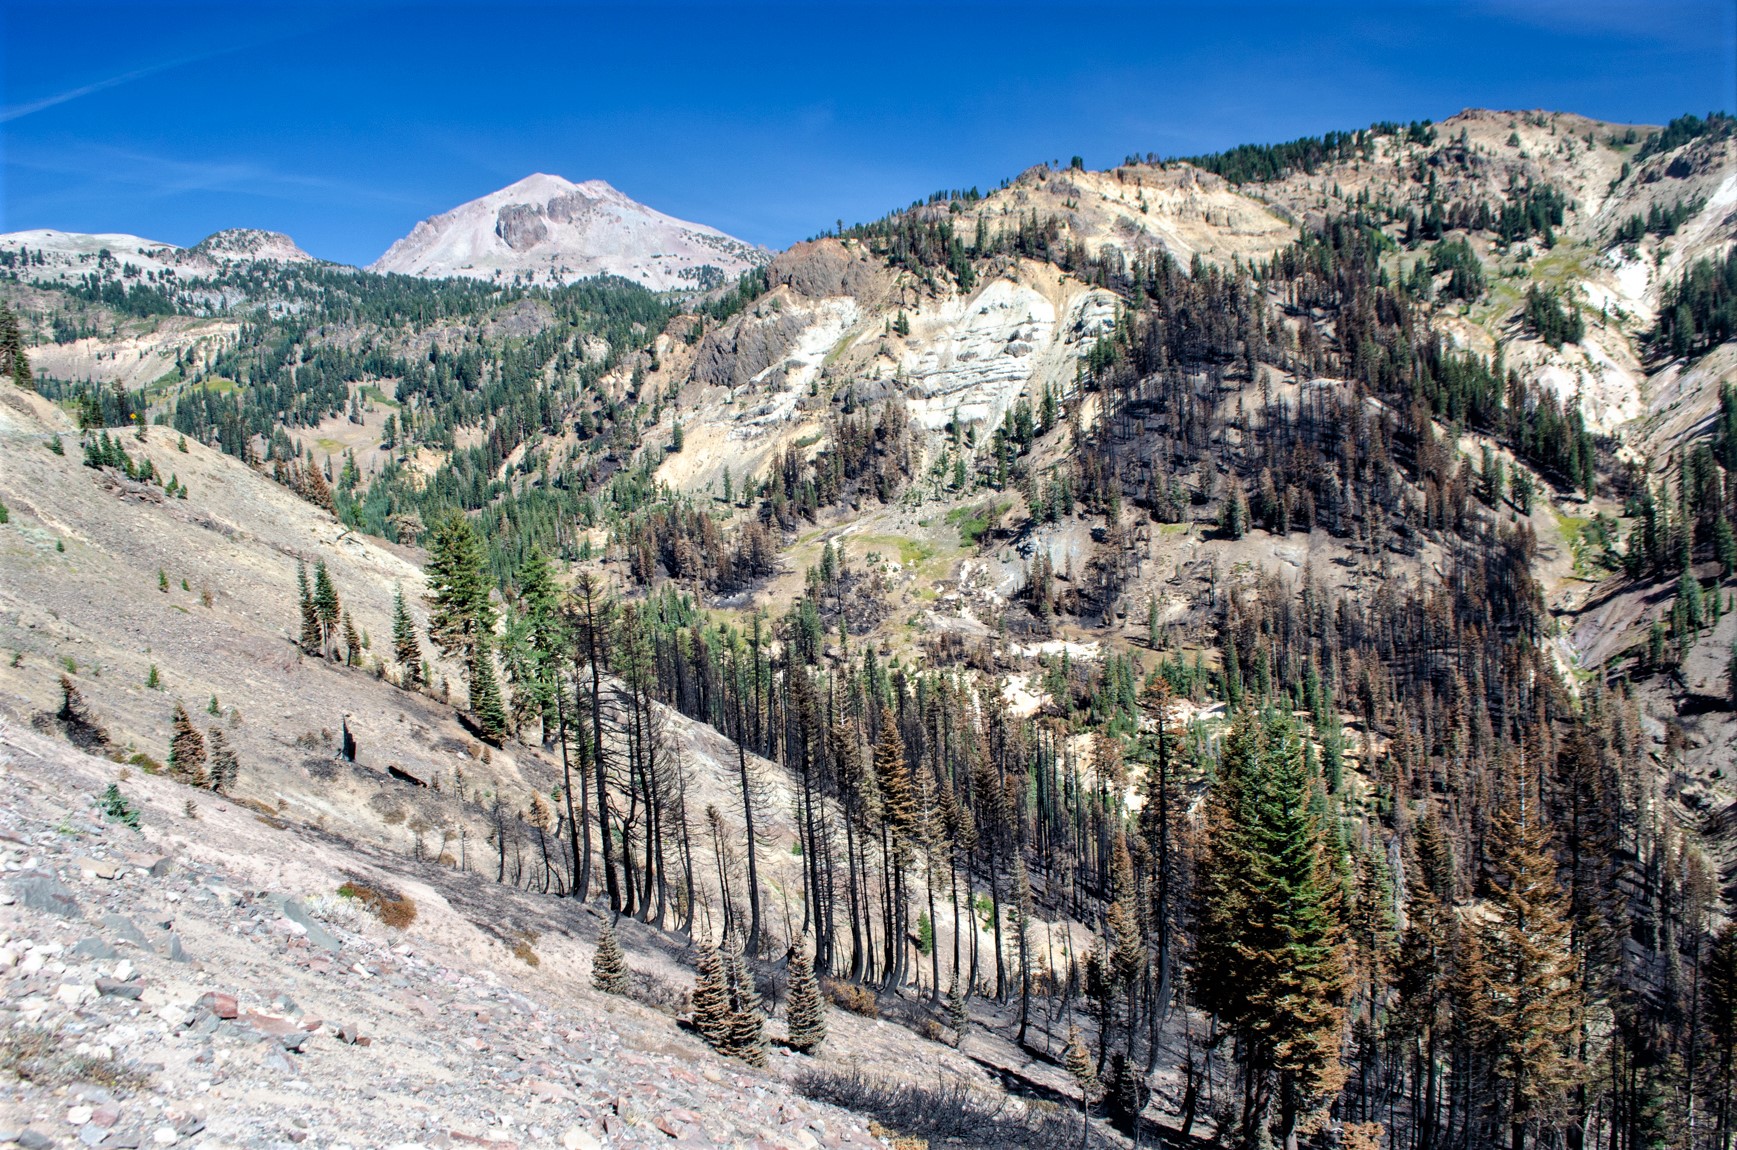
342;611;362;666
946;980;970;1046
168;703;208;787
425;512;495;666
297;561;322;654
1729;640;1737;707
1704;923;1737;1150
391;584;424;687
873;705;916;834
508;549;561;734
469;631;508;743
691;938;733;1051
206;727;239;793
56;675;108;752
592;916;627;994
313;560;341;656
785;939;827;1054
1219;482;1248;539
0;302;32;391
1194;710;1347;1149
723;941;767;1066
1478;778;1583;1150
1064;1022;1098;1146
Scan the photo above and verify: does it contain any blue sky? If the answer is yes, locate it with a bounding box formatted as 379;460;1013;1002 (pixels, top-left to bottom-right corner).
2;1;1733;267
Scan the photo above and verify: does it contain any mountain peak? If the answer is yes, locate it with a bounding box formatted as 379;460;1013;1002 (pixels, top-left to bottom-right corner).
369;174;766;291
190;228;317;263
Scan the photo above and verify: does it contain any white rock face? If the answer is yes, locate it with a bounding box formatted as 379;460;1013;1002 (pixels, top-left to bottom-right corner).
369;173;767;291
735;298;861;434
900;279;1118;431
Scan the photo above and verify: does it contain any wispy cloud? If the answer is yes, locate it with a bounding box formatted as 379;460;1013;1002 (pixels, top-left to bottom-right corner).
1;46;238;123
0;11;337;124
6;144;425;213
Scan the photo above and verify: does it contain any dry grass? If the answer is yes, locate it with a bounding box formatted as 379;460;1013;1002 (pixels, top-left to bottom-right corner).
510;927;540;966
337;880;418;929
796;1066;1093;1150
823;978;879;1019
0;1027;149;1091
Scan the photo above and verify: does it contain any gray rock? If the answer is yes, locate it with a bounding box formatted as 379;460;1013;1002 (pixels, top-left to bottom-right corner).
13;872;83;918
80;1124;109;1146
100;914;152;951
18;1129;54;1150
167;934;189;963
73;936;117;959
265;895;341;952
96;977;143;1000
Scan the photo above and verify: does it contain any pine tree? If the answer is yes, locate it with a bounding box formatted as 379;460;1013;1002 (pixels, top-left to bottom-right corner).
1728;640;1737;708
1193;709;1347;1149
723;941;767;1066
873;705;915;834
469;632;508;743
425;512;495;666
785;939;827;1054
168;703;208;787
342;611;362;666
302;459;335;512
691;938;733;1051
1064;1022;1098;1146
592;916;627;994
56;675;109;752
1479;779;1583;1150
206;727;239;793
392;584;424;687
0;301;33;391
297;561;322;654
1705;923;1737;1150
509;549;561;733
1219;482;1248;539
313;560;341;656
946;980;970;1046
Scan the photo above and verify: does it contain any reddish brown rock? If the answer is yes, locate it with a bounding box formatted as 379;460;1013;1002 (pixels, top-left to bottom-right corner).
196;992;238;1020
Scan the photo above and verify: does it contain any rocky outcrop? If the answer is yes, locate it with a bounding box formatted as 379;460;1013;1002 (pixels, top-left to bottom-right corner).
494;204;549;252
187;229;317;264
769;240;885;303
690;308;815;390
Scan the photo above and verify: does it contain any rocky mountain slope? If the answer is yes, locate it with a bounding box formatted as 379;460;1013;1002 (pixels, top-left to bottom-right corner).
0;386;1126;1150
0;721;901;1150
4;106;1737;1150
370;175;768;292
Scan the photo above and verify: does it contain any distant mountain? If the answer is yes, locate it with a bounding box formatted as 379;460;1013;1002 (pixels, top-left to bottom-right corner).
369;173;768;292
0;226;318;284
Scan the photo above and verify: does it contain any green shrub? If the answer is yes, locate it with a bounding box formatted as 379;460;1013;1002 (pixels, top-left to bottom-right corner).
99;784;140;829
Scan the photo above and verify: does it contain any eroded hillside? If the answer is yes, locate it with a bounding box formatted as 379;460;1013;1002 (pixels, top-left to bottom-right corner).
4;107;1737;1150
